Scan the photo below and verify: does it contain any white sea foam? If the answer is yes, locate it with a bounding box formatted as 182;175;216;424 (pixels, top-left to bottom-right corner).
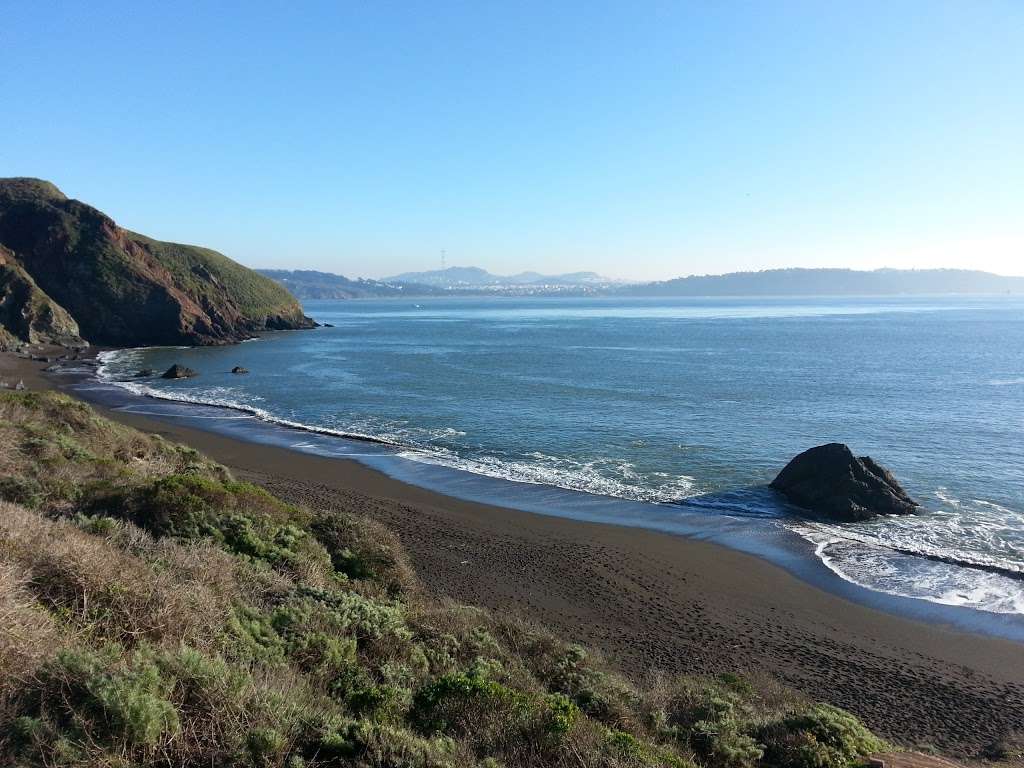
789;487;1024;615
988;377;1024;386
397;448;698;503
798;527;1024;614
98;349;696;503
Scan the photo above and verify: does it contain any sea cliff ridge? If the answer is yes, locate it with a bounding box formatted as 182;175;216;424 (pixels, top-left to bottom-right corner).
0;177;315;349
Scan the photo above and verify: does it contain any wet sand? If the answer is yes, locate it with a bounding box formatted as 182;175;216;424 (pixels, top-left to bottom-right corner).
4;351;1023;757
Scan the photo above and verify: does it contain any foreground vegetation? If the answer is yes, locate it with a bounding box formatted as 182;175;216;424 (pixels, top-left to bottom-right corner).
0;391;888;767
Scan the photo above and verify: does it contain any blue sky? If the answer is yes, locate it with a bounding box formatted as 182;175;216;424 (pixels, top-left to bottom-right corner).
2;1;1021;280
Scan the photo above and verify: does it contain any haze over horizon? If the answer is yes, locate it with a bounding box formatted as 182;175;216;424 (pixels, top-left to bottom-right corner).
3;2;1021;281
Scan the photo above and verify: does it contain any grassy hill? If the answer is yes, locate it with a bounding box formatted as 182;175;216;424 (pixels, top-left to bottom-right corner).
0;390;887;767
0;179;314;347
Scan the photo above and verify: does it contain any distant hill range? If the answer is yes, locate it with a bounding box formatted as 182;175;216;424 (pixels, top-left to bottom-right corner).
257;269;445;300
620;268;1024;297
261;265;1024;301
0;178;314;349
260;266;620;299
384;266;616;288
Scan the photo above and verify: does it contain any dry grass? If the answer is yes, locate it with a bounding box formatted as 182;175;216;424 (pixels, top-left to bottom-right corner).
0;390;227;511
0;502;233;650
0;560;63;678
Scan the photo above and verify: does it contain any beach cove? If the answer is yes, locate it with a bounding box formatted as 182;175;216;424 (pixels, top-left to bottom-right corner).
5;349;1023;757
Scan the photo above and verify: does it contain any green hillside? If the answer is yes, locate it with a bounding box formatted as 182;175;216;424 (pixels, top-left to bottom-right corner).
0;178;314;347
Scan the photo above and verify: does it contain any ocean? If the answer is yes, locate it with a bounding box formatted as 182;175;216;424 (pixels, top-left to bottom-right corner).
91;295;1024;618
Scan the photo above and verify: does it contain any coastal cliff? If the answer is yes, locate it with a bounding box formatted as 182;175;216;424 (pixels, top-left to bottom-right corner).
0;244;84;350
0;178;315;347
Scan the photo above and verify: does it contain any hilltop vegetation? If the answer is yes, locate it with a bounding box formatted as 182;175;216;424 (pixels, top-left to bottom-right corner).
0;178;314;347
0;390;888;767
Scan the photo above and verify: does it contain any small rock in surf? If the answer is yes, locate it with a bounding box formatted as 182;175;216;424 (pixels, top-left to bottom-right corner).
161;364;198;379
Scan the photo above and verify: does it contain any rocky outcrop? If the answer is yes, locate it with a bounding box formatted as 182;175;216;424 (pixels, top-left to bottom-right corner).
0;244;85;349
161;364;198;379
0;178;316;347
770;443;919;522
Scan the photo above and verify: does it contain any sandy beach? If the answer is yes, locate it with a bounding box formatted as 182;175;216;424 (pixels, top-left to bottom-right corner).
3;351;1023;757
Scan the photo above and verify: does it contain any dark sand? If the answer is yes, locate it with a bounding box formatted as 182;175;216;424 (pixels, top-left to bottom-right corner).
4;352;1023;757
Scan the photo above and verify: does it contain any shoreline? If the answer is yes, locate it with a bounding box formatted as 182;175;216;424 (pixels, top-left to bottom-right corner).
4;350;1024;755
85;347;1024;637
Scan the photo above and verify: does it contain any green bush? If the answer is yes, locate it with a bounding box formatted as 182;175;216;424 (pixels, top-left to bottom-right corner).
760;705;885;768
311;511;414;594
540;643;635;725
540;693;579;736
411;671;527;738
0;475;43;506
247;727;288;767
106;474;322;570
36;646;180;748
606;729;694;767
692;720;764;768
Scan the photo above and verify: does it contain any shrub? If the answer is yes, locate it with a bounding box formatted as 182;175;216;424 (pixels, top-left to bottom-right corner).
411;671;583;760
0;475;42;507
311;511;416;595
247;726;288;766
100;474;332;578
692;720;764;768
605;729;695;767
760;705;885;768
536;642;637;726
308;718;462;767
40;646;179;747
541;693;579;736
411;671;528;739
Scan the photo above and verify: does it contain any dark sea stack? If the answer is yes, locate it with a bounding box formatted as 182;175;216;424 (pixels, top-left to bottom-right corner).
161;364;198;379
770;443;919;522
231;366;249;374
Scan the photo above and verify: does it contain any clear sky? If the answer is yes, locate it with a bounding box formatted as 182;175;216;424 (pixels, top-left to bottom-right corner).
2;1;1021;280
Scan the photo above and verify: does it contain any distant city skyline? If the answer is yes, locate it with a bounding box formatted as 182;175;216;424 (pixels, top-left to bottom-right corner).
3;2;1021;280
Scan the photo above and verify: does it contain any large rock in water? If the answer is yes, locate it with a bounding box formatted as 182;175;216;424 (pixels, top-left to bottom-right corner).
770;443;918;522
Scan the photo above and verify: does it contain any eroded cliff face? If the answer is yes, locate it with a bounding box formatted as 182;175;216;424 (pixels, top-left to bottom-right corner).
0;178;315;347
0;244;84;349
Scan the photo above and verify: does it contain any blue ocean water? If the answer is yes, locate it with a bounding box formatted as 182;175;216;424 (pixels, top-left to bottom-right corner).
97;296;1024;614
